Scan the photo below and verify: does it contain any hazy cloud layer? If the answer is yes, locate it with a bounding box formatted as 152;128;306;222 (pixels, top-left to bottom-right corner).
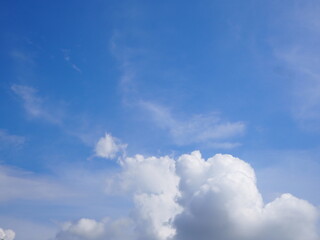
0;165;70;202
56;150;319;240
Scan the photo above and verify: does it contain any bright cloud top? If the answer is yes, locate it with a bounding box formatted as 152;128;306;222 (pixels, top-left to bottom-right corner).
56;150;319;240
0;228;15;240
95;133;127;159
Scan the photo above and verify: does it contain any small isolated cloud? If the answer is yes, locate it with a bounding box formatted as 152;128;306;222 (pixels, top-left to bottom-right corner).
0;228;15;240
11;84;62;124
56;150;319;240
0;129;25;148
140;101;245;147
95;133;127;159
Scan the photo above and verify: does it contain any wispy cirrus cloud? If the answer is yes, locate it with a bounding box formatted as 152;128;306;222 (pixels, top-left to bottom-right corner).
11;84;64;124
140;101;245;147
272;1;320;131
111;34;246;148
11;84;105;146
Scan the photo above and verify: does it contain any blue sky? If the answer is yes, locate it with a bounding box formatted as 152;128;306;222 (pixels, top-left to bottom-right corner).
1;1;320;240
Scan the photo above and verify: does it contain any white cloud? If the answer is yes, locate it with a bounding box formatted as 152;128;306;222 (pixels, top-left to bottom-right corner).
0;129;25;148
140;101;245;146
56;218;135;240
56;150;319;240
95;133;127;159
116;154;181;240
173;151;318;240
0;228;15;240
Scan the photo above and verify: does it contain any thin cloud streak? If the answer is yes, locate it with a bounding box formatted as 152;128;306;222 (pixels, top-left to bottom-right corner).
140;101;245;147
11;84;63;124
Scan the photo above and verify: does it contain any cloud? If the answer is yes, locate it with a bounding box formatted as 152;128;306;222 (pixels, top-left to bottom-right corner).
56;150;319;240
0;228;15;240
56;218;135;240
0;217;57;240
173;151;318;240
95;133;127;159
111;34;245;148
112;154;181;240
11;84;104;146
0;129;25;148
11;84;63;124
140;101;245;146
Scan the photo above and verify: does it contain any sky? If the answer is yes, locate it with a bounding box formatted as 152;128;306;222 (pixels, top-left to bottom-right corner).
0;0;320;239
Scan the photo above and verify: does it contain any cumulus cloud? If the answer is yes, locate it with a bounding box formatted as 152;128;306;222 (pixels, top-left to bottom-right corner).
56;150;319;240
173;151;318;240
140;101;245;146
115;154;181;240
95;133;127;159
0;228;15;240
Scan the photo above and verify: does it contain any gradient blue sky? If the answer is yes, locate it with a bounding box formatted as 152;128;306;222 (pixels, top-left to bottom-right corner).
1;0;320;239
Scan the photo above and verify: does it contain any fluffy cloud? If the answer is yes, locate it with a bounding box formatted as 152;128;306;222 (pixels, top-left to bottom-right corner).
0;228;15;240
56;151;319;240
173;151;319;240
95;133;127;159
